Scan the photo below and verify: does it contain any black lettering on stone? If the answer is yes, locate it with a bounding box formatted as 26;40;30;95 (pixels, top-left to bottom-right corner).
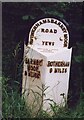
50;68;53;73
58;68;61;73
41;28;44;32
31;28;36;33
47;61;51;67
33;26;37;31
45;29;49;33
25;58;29;64
51;19;54;23
31;30;34;37
35;23;40;27
52;42;54;46
62;28;67;33
62;68;65;73
54;68;57;73
64;34;68;39
64;43;67;47
58;22;61;27
42;41;45;45
30;39;33;45
24;71;27;76
42;19;46;23
45;42;48;45
65;68;67;73
54;29;57;33
60;24;64;30
49;42;51;45
39;21;43;25
50;29;53;33
54;20;57;24
47;19;51;23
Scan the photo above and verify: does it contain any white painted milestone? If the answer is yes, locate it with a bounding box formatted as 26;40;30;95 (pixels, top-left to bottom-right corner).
22;18;72;112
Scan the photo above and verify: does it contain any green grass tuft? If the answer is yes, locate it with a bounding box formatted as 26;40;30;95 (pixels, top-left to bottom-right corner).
2;76;84;118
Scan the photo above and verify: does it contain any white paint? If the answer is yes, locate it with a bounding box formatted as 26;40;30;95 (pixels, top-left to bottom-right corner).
22;18;72;112
29;18;69;48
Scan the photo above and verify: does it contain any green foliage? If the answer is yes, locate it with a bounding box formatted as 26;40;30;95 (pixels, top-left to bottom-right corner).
74;43;84;63
2;2;84;118
2;76;31;119
22;15;35;20
74;55;84;63
70;93;84;118
2;76;84;118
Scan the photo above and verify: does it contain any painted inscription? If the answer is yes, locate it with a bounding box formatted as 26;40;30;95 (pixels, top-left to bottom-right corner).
29;18;69;47
41;28;57;33
25;58;43;79
42;41;55;46
47;60;70;73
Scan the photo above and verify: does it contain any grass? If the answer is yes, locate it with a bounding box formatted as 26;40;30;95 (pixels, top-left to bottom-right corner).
2;76;84;119
2;77;31;119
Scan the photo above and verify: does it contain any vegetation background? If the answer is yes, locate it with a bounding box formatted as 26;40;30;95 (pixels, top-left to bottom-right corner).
2;2;84;118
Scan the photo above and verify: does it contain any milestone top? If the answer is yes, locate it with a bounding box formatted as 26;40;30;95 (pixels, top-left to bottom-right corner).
28;18;69;49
